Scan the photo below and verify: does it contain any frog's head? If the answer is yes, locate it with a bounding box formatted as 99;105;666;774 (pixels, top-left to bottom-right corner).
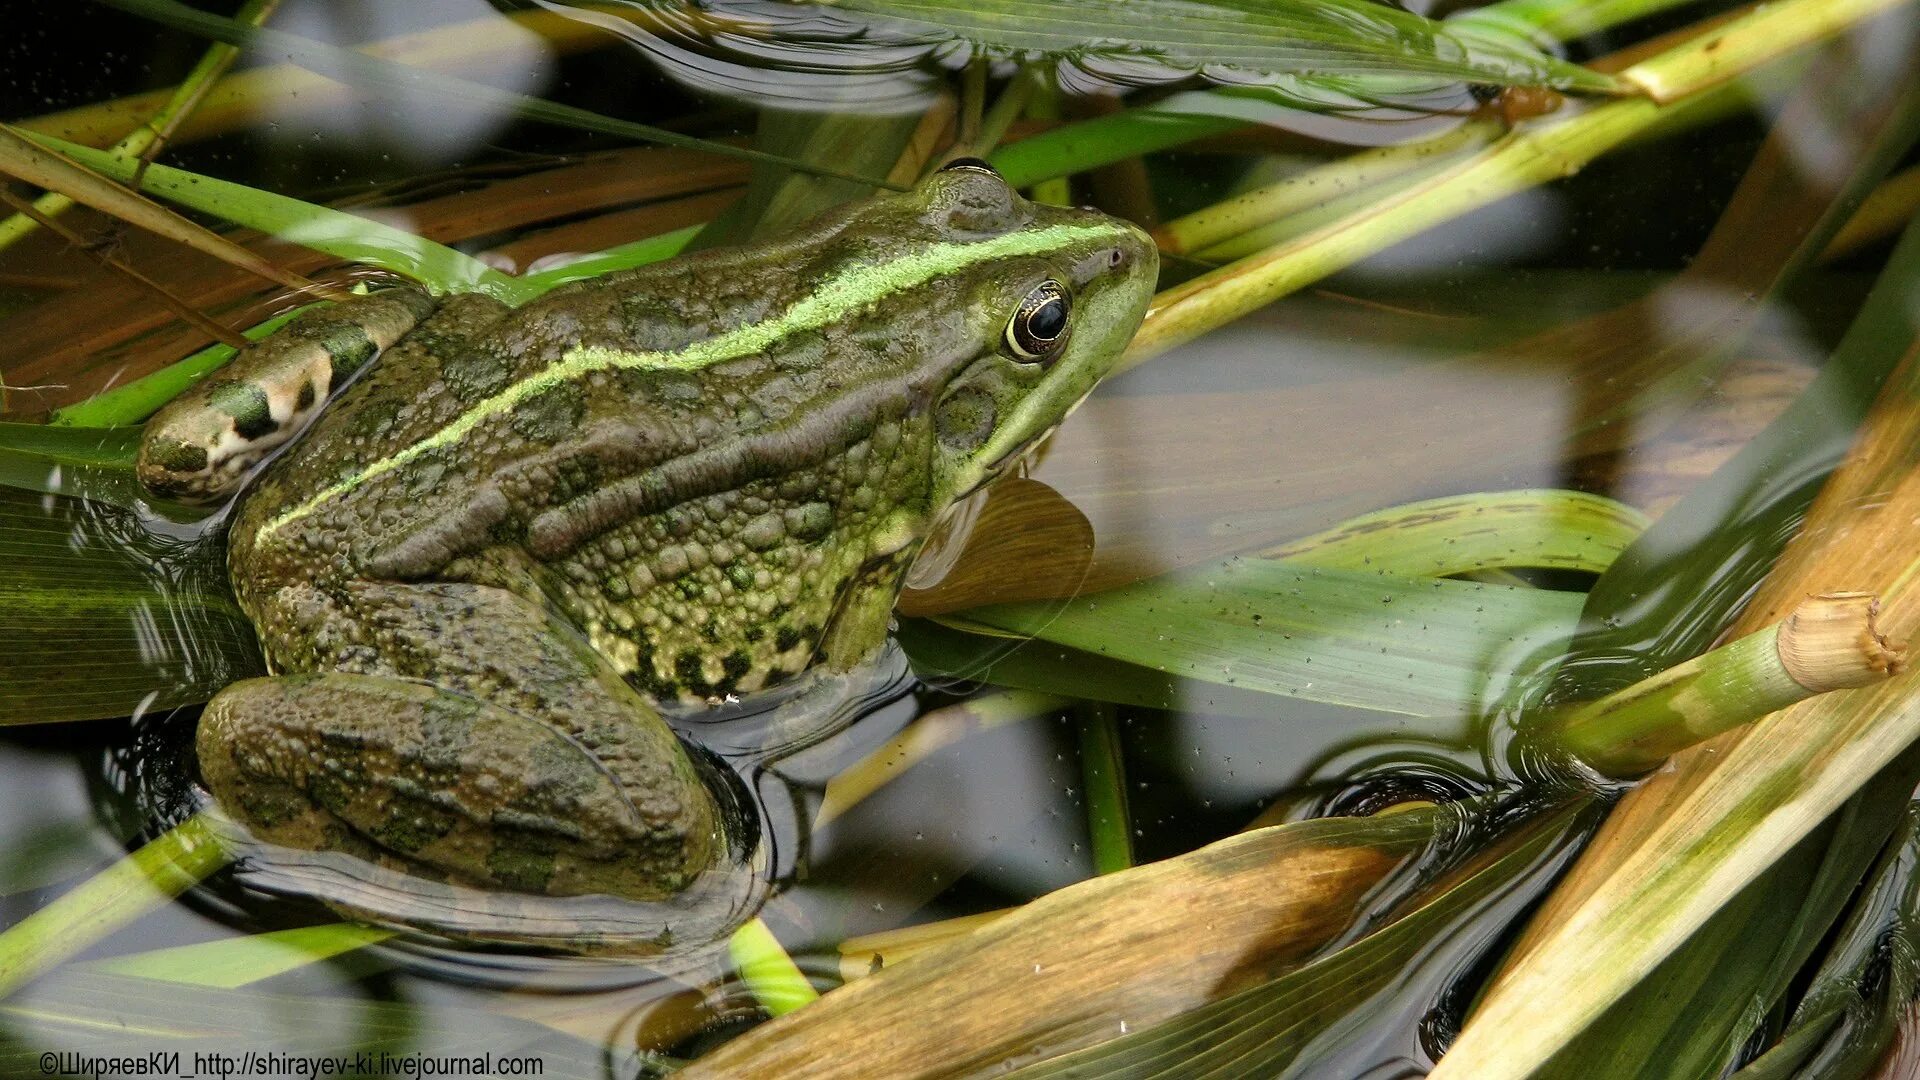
864;159;1158;521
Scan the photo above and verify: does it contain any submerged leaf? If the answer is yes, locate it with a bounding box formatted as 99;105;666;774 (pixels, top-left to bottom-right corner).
0;422;139;498
955;557;1584;717
1732;800;1920;1077
0;486;261;724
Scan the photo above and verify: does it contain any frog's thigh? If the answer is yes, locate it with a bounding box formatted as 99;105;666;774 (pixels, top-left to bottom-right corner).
200;672;709;901
330;580;716;842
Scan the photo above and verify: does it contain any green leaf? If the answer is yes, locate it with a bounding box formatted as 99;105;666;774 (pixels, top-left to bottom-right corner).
0;486;262;724
811;0;1623;97
512;226;702;297
0;423;139;500
1265;489;1648;576
0;816;230;1000
954;557;1585;717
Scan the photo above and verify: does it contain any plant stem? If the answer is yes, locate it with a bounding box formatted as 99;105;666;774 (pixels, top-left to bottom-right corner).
1156;119;1499;256
730;917;819;1017
1621;0;1910;101
0;188;246;347
26;131;516;300
1076;702;1135;874
0;813;232;1000
974;70;1038;159
1125;93;1695;369
1557;592;1906;777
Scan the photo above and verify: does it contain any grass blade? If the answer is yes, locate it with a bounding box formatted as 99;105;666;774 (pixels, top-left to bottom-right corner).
88;925;395;989
25;132;515;299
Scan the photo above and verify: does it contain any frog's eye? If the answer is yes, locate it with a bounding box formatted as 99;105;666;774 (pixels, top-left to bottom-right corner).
1005;280;1071;362
939;156;1000;178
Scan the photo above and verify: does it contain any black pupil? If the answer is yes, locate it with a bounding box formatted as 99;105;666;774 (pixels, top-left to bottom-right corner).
1026;298;1067;341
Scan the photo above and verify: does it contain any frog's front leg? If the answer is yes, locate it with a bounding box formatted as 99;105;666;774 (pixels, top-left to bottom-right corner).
201;580;722;901
137;289;436;503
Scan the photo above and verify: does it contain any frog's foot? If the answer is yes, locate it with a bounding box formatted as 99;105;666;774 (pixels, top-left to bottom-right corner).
199;673;717;906
136;289;435;503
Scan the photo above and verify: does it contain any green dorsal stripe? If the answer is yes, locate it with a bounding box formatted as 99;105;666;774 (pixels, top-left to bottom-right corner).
256;222;1130;545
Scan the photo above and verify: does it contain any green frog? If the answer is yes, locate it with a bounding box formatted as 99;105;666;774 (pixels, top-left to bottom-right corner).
133;160;1157;948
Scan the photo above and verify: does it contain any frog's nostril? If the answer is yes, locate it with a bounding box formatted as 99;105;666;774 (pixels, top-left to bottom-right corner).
1109;249;1126;268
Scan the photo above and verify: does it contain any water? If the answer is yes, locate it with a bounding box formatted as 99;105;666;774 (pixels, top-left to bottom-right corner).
1;0;1915;1075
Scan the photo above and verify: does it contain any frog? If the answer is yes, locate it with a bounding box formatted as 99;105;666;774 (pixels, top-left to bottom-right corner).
133;159;1157;949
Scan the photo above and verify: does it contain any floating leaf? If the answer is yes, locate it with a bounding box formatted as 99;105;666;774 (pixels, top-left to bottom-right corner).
954;557;1585;717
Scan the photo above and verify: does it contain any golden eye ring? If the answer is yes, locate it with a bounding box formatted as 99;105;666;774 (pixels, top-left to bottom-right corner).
1005;280;1071;362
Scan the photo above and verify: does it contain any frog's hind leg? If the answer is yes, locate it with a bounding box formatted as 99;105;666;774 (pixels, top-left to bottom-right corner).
203;580;729;911
136;288;436;503
199;673;715;906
